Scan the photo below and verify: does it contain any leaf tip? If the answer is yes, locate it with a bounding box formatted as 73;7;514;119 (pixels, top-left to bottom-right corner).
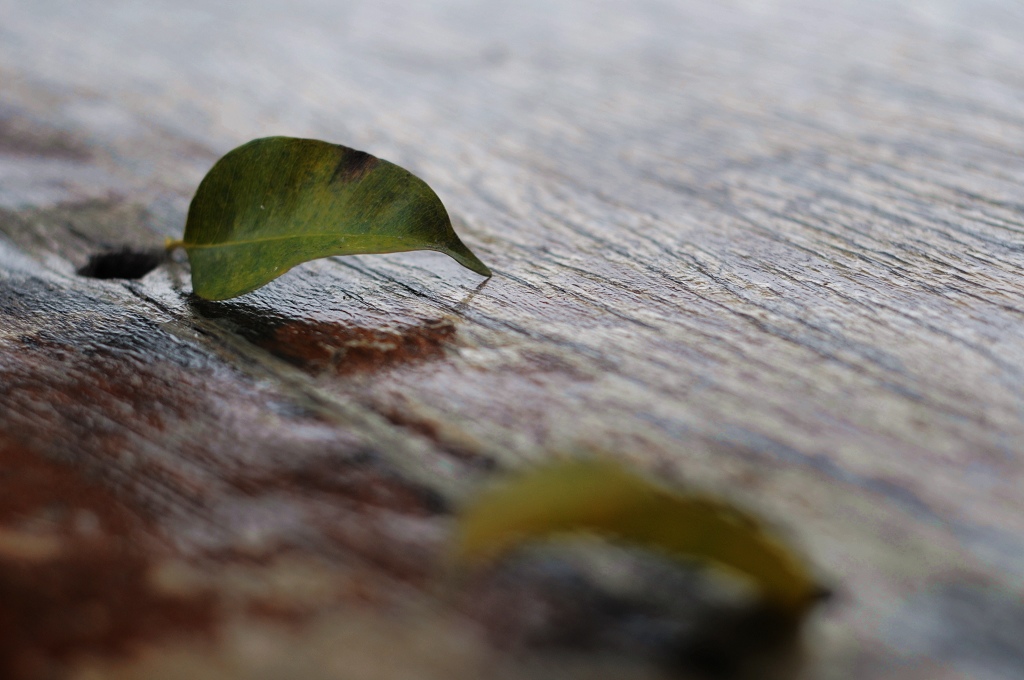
444;240;492;278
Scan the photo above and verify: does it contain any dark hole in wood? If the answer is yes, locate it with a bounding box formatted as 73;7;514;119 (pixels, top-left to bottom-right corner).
78;248;165;280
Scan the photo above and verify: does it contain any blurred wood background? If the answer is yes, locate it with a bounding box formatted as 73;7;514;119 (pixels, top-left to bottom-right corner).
1;0;1023;678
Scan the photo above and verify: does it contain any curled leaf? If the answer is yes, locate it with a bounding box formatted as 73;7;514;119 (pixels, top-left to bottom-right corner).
178;136;491;300
453;459;822;617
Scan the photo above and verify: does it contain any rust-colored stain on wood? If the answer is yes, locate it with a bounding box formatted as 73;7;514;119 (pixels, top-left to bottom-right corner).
0;277;463;675
192;299;457;375
259;318;456;375
0;442;216;680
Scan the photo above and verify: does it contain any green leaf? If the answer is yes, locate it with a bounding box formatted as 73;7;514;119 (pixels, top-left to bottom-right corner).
177;136;491;300
453;459;822;617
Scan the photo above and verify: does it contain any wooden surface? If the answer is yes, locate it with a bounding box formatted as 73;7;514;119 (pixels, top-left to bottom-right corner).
1;0;1023;678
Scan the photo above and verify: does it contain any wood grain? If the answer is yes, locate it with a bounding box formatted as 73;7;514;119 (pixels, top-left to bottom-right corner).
1;0;1023;678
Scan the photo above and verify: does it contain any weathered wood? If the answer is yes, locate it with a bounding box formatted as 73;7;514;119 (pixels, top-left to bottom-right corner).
1;0;1023;678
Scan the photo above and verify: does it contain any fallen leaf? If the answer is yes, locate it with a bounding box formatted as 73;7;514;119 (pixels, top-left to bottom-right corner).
177;137;491;300
453;459;822;617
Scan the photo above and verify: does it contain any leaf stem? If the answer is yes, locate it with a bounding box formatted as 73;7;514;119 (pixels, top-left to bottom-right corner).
164;237;185;251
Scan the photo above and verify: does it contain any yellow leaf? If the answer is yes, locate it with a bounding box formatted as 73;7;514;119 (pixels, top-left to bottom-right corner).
453;459;821;617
